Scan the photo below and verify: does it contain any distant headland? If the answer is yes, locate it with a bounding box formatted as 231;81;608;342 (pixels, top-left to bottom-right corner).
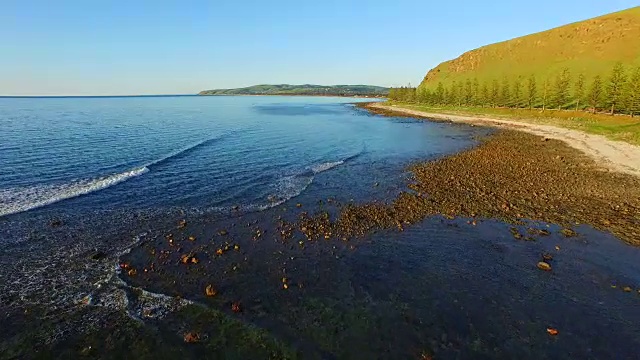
198;84;389;97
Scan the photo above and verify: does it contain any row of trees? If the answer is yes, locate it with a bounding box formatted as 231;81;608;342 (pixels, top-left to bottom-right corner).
389;63;640;116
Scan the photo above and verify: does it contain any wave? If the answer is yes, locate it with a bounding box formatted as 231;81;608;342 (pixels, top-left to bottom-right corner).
0;134;229;217
251;153;363;211
146;135;225;169
310;160;344;174
0;167;149;217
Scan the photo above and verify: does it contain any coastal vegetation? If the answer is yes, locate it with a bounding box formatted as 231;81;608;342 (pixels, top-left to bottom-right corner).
199;84;388;97
389;63;640;116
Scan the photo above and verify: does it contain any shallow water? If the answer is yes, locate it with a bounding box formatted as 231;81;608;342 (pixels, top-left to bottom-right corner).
1;96;639;359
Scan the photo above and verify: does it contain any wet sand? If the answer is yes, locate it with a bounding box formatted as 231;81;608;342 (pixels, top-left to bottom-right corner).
4;104;640;359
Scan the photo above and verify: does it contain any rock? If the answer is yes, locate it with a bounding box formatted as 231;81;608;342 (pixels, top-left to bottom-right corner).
205;284;217;297
542;253;553;261
560;228;577;237
546;327;559;336
231;301;242;313
183;332;200;343
218;230;228;236
623;286;633;292
177;219;187;229
49;219;63;227
90;250;106;261
537;261;552;271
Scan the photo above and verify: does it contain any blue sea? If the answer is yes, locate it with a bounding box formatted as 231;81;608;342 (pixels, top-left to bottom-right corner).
0;96;476;219
2;96;640;359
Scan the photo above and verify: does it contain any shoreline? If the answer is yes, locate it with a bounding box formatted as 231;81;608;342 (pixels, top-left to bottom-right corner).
364;102;640;178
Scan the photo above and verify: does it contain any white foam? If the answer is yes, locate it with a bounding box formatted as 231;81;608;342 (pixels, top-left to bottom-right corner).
310;160;344;174
0;167;149;217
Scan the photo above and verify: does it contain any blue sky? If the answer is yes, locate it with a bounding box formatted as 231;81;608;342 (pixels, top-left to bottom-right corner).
2;0;638;95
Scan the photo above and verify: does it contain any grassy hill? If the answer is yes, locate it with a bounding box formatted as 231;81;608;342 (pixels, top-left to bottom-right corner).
418;6;640;91
199;84;388;97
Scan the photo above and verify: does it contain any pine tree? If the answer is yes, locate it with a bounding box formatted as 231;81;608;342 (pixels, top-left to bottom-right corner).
553;68;571;110
480;82;489;107
588;75;604;114
526;75;537;110
464;79;473;105
513;76;523;108
542;78;550;111
574;74;585;111
450;81;459;106
501;76;511;107
472;78;479;106
626;66;640;117
490;79;500;107
457;81;464;106
607;62;627;115
435;82;445;104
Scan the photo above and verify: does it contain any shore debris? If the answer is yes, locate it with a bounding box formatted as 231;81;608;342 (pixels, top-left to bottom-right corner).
537;261;552;271
546;328;559;336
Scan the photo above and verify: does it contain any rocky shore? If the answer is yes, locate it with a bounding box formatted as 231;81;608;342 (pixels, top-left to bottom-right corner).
351;102;640;245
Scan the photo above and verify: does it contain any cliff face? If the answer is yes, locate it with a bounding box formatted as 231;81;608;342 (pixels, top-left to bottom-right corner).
419;6;640;89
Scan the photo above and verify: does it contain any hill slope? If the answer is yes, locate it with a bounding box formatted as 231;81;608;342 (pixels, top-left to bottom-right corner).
199;84;388;97
419;6;640;90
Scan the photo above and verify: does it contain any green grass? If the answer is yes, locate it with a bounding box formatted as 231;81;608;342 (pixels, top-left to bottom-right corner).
419;6;640;91
387;101;640;145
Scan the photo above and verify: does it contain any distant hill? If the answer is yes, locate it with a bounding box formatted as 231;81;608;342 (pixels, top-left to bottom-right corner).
418;6;640;91
198;84;389;97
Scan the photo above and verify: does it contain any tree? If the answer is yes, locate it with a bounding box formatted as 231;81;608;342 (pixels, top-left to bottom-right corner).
450;81;459;106
464;79;473;105
457;81;464;106
553;68;571;109
501;76;511;107
472;78;480;106
513;76;523;108
490;79;500;107
574;74;585;111
480;82;489;107
435;82;445;104
588;75;604;114
526;75;537;110
626;66;640;117
542;78;550;111
607;62;627;115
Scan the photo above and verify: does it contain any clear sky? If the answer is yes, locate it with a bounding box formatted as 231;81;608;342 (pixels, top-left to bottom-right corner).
2;0;638;95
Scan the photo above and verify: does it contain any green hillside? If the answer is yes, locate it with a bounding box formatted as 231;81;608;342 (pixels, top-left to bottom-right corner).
199;84;388;97
419;6;640;91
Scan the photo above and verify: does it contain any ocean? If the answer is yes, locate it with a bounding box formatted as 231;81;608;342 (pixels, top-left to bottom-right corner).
1;96;639;359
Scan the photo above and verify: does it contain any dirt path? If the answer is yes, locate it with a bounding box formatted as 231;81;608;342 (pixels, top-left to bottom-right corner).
370;103;640;177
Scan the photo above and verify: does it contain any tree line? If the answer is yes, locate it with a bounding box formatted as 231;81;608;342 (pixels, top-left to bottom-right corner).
389;63;640;116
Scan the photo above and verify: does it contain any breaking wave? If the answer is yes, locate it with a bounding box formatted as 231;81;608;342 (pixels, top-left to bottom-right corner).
0;135;228;217
0;167;149;217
